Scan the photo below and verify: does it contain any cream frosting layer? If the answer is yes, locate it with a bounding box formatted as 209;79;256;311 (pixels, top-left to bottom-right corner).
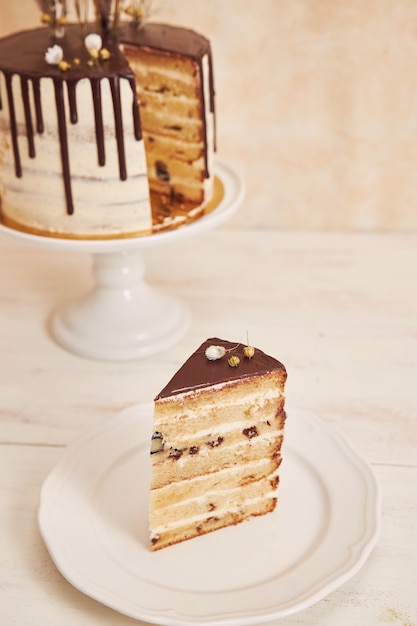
159;421;284;447
154;384;283;416
151;470;280;536
151;430;283;489
151;457;278;502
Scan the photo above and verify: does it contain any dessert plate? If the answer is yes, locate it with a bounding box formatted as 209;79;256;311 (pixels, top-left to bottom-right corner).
38;404;381;625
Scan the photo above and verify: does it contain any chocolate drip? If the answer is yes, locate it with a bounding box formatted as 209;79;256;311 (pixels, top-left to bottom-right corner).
4;73;22;178
197;57;209;179
20;77;36;158
129;76;142;141
208;51;217;153
90;79;106;167
66;80;78;124
32;78;44;134
109;76;127;181
53;79;74;215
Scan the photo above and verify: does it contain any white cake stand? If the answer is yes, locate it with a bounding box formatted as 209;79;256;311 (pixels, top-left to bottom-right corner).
0;158;244;361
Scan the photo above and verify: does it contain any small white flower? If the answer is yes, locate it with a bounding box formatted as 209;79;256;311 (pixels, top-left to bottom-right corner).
85;33;102;53
205;345;226;361
45;45;64;65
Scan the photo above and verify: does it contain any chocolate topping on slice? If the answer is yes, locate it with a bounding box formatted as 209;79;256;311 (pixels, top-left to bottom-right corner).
155;338;287;400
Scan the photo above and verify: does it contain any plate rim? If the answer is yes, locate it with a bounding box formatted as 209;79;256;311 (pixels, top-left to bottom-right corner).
38;403;381;625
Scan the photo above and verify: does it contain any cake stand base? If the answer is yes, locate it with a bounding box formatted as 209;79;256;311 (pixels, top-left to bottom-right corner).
51;251;190;360
0;158;244;360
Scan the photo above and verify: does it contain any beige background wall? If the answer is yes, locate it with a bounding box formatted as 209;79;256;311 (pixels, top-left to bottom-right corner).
1;1;417;230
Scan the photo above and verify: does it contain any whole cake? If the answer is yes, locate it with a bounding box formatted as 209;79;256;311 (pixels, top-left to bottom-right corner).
0;6;216;238
149;338;287;551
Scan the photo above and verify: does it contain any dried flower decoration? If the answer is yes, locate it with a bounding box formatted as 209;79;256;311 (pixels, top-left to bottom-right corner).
38;0;67;38
243;345;255;359
70;0;153;36
205;345;226;361
58;60;71;71
83;33;111;63
243;332;255;359
205;340;251;365
124;0;153;29
85;33;102;59
99;48;111;60
74;0;89;35
45;44;64;65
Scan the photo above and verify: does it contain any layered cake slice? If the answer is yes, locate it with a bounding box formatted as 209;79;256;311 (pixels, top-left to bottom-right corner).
149;338;287;551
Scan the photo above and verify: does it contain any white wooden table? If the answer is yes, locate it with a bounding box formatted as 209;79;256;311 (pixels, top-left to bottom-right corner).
1;228;416;625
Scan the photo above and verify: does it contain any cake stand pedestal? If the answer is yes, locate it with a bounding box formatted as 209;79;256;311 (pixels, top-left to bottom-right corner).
0;158;244;360
51;250;190;361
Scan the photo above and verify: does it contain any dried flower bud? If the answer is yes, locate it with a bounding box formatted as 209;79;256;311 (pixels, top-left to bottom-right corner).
73;57;81;66
243;345;255;359
88;47;99;60
45;44;64;65
99;48;111;60
125;5;143;17
85;33;102;54
58;60;71;72
228;355;240;367
205;345;226;361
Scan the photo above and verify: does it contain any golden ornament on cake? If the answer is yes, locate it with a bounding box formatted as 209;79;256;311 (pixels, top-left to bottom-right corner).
149;338;287;551
0;1;218;239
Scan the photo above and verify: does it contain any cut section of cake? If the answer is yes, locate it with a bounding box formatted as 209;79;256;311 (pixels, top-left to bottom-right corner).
149;337;287;551
120;23;216;230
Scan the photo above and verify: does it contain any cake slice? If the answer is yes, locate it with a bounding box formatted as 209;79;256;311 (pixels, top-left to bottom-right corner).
149;337;287;551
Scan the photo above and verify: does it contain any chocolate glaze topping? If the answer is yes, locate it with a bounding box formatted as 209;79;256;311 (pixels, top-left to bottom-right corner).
0;22;215;216
155;338;287;401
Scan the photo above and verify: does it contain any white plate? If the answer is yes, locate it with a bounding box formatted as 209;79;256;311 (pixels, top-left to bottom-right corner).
38;404;381;625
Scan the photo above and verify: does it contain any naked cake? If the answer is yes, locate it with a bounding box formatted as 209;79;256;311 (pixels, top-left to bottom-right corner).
0;2;216;238
149;338;287;551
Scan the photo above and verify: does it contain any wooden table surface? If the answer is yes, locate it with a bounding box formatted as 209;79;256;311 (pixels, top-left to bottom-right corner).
1;227;416;625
